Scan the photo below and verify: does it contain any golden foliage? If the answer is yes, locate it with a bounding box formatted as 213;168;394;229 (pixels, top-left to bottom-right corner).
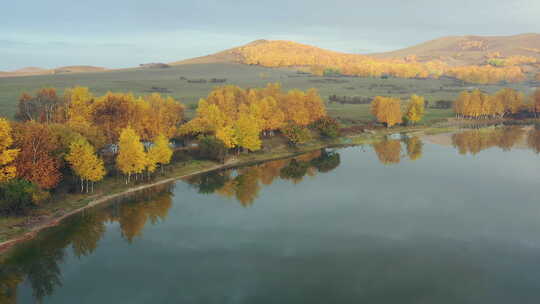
454;88;524;119
12;122;62;189
405;95;425;124
371;96;402;127
116;127;147;182
233;40;526;84
65;137;106;192
179;84;326;151
446;65;525;84
147;134;173;173
0;118;19;182
90;91;184;143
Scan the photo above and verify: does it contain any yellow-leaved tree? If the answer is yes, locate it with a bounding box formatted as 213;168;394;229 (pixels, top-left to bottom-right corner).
371;96;402;127
405;95;425;124
65;137;106;192
64;86;94;125
117;127;147;183
147;134;173;173
216;125;237;148
0;118;19;182
234;113;262;152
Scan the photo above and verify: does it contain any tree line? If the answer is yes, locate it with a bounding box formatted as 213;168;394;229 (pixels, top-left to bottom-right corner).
453;88;540;119
0;84;338;215
178;83;332;150
0;87;183;214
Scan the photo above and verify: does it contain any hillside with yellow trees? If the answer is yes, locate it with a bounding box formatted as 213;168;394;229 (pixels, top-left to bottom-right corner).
172;35;540;84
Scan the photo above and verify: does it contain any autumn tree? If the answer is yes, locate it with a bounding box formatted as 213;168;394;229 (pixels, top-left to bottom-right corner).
147;134;173;173
15;88;61;123
65;137;106;192
144;93;184;139
495;88;523;116
371;96;402;127
11;122;62;189
61;86;95;125
405;95;425;124
454;89;515;119
0;118;19;182
92;92;137;143
234;112;262;152
116;127;147;183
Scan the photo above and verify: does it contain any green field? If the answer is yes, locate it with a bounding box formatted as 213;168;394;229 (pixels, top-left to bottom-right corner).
0;63;535;122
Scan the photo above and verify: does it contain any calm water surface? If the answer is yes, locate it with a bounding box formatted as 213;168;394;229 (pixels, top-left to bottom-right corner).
1;126;540;303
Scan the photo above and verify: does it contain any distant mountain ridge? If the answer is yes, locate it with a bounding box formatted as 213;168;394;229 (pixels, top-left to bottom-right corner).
0;65;106;78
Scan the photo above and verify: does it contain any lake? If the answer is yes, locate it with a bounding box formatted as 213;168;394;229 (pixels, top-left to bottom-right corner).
1;126;540;303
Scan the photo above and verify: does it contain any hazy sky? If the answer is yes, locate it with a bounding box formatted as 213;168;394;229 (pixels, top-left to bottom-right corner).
1;0;539;70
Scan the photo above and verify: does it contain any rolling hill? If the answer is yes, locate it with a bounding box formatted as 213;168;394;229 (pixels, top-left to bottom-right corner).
2;34;539;82
371;33;540;66
170;34;540;68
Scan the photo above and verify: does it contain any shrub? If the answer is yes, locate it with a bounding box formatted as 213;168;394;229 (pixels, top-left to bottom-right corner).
311;116;341;138
323;68;342;77
197;135;228;163
281;124;312;145
0;179;49;215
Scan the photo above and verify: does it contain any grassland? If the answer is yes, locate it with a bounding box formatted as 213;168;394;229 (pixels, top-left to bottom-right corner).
0;63;536;122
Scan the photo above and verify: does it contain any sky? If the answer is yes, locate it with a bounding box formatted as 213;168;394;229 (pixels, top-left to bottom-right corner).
1;0;540;71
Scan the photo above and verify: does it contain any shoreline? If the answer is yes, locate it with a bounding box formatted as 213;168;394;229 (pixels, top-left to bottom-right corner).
1;119;536;254
0;142;349;254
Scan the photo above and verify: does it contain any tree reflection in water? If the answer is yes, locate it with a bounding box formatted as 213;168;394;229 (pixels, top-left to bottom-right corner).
0;183;175;303
0;149;344;302
527;125;540;154
451;126;527;155
187;148;342;207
